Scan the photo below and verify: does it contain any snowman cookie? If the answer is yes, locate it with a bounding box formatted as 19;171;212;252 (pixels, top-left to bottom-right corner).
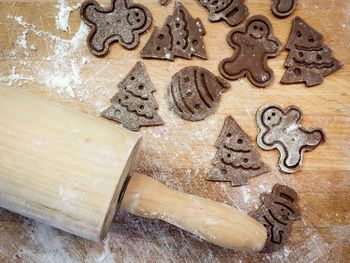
219;15;281;88
199;0;248;27
80;0;152;56
256;104;326;173
272;0;297;17
251;184;301;252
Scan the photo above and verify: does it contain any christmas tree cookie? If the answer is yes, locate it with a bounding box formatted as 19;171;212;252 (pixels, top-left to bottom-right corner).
141;2;207;61
207;116;269;187
281;17;342;87
101;62;163;131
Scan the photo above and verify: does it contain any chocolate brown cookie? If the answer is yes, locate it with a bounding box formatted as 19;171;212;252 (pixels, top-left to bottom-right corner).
199;0;248;27
207;116;270;186
141;2;207;61
159;0;170;6
219;15;282;88
80;0;152;56
168;67;230;121
251;184;301;253
256;104;326;173
272;0;297;17
281;17;343;87
101;62;163;131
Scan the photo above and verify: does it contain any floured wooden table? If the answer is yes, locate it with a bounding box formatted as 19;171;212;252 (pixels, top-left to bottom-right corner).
0;0;349;262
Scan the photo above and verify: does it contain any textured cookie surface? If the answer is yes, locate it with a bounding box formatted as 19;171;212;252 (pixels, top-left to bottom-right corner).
141;2;207;61
168;66;230;121
80;0;152;56
251;184;301;253
159;0;170;6
281;17;342;87
219;15;281;88
101;62;163;131
256;104;326;173
272;0;297;17
199;0;248;27
207;116;270;186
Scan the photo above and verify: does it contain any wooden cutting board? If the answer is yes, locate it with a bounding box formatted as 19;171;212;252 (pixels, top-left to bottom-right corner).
0;0;349;262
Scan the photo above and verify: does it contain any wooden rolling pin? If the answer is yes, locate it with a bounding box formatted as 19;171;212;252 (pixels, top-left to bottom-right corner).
0;86;267;251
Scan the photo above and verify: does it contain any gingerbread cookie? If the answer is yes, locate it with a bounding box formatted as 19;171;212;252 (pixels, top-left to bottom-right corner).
141;2;207;61
168;66;230;121
251;184;301;253
272;0;297;17
219;15;282;88
281;17;343;87
199;0;248;27
101;62;163;131
256;104;326;173
80;0;152;56
207;116;270;186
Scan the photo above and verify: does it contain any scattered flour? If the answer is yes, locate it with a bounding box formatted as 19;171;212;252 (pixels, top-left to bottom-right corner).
286;123;299;133
95;101;106;114
240;186;251;204
88;235;117;263
10;25;29;56
17;222;80;263
32;138;43;147
0;66;34;86
59;186;78;203
55;0;73;32
38;22;90;98
3;15;91;98
30;44;37;51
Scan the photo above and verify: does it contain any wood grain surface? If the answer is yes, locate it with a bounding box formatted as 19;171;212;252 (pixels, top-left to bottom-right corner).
0;0;349;262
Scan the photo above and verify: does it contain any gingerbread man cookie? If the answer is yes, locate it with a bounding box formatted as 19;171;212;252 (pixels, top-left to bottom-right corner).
219;15;282;88
251;184;301;252
256;104;326;173
80;0;152;56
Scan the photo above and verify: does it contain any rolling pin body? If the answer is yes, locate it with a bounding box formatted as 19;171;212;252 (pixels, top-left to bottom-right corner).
0;87;142;241
0;87;266;251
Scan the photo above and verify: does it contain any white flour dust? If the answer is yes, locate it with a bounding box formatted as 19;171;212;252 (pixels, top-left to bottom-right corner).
55;0;73;32
38;22;90;98
2;0;91;99
85;235;118;263
16;222;79;263
0;66;34;86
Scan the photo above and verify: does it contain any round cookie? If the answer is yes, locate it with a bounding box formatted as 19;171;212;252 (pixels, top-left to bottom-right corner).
168;66;230;121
